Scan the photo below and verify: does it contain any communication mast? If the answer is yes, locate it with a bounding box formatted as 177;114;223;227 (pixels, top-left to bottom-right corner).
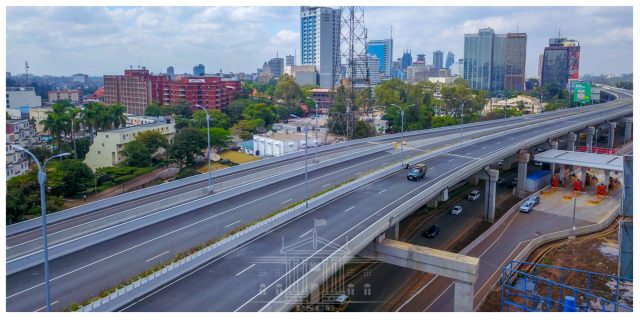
25;61;29;82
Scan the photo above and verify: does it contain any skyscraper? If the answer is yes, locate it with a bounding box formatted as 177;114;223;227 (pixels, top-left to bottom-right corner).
445;51;455;70
367;39;393;80
285;55;295;67
268;57;284;79
401;50;412;70
193;64;205;76
432;50;444;70
541;37;580;88
300;6;341;88
464;28;527;92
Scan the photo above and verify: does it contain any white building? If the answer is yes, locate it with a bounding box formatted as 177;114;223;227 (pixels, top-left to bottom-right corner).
253;132;319;158
6;119;42;178
284;65;318;86
428;76;457;85
7;87;42;112
29;107;53;134
300;6;341;88
7;108;21;120
367;39;393;80
84;121;176;170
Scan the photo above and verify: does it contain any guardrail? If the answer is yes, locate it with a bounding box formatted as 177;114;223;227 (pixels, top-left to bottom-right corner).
8;87;628;236
258;102;632;311
7;143;393;275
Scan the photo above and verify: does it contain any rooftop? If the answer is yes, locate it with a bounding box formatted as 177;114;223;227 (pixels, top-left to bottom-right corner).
534;149;623;171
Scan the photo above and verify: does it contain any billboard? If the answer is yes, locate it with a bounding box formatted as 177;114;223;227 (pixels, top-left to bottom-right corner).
567;46;580;80
573;82;591;104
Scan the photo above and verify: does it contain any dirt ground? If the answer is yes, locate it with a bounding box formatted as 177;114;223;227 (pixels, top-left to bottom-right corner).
479;220;631;312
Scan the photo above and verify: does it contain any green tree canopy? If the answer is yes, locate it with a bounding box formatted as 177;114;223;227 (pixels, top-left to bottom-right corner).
135;130;169;154
274;74;303;106
242;103;277;128
170;128;207;167
123;140;152;167
58;159;95;196
193;109;231;129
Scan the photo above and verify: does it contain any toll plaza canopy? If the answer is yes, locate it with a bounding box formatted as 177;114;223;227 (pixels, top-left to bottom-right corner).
533;149;623;171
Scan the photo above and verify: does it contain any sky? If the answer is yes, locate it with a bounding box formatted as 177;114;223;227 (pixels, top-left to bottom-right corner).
5;6;633;78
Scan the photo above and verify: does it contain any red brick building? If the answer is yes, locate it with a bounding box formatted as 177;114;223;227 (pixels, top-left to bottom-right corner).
164;77;240;110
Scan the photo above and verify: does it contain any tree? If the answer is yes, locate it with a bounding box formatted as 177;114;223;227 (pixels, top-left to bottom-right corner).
145;103;163;117
193;109;231;129
58;159;95;196
242;103;277;128
170;128;207;167
65;106;81;158
274;74;303;106
352;120;376;139
123;140;152;167
431;115;459;128
232;119;263;141
81;102;102;143
29;146;52;163
74;137;91;160
41;101;71;151
135;130;169;154
108;104;128;129
201;127;232;150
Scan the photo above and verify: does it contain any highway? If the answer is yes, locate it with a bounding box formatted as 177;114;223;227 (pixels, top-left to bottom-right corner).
117;92;631;311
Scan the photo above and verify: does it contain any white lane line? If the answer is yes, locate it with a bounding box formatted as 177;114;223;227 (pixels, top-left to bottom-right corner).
281;198;293;204
423;282;454;311
354;171;363;176
224;220;242;228
445;153;481;160
395;276;440;311
235;264;256;276
299;229;313;238
481;146;487;150
448;159;455;162
322;183;331;188
34;300;58;312
345;206;356;213
378;189;386;194
145;251;170;263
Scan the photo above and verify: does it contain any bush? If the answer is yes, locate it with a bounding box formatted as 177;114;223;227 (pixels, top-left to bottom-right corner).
176;168;199;180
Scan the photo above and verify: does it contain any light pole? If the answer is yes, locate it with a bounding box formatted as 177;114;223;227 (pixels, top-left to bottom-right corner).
194;105;212;193
390;103;414;166
12;145;70;312
306;96;320;163
571;193;578;238
291;114;310;207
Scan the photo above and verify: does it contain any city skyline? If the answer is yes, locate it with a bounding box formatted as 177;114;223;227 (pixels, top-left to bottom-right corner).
6;6;632;77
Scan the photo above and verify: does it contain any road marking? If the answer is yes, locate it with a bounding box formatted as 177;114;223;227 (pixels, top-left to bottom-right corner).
322;183;331;188
224;220;242;228
378;189;386;194
446;153;481;160
345;206;356;213
481;146;487;150
299;229;313;238
448;159;455;162
33;300;58;312
423;282;454;311
354;171;363;176
281;198;293;204
235;264;255;276
145;251;170;263
395;276;440;311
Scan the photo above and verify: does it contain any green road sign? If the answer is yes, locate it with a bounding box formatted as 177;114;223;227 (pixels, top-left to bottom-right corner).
573;82;592;104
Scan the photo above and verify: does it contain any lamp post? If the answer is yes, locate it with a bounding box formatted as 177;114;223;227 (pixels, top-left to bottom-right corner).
571;193;577;239
291;114;310;207
306;96;320;163
12;145;70;312
389;103;414;166
194;105;212;192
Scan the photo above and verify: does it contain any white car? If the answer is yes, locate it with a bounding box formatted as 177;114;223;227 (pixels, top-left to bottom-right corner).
496;178;505;185
534;161;543;166
467;190;481;201
520;201;534;213
451;206;463;215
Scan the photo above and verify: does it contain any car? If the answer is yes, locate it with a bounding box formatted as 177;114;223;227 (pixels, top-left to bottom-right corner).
467;190;481;201
534;161;543;166
529;196;540;206
451;206;463;215
331;294;351;312
534;147;546;152
496;178;505;185
520;201;534;213
498;160;504;165
424;224;441;238
407;163;427;181
511;177;519;187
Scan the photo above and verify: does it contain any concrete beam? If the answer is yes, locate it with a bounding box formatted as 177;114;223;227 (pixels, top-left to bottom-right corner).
623;117;632;143
608;122;618;149
567;132;577;151
584;126;595;153
517;150;530;194
549;140;559;174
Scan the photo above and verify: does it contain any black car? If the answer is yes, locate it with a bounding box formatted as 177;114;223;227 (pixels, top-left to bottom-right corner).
424;224;441;238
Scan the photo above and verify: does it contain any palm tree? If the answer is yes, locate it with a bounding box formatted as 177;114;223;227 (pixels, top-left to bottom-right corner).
109;104;128;129
81;102;101;143
65;106;81;159
41;102;70;151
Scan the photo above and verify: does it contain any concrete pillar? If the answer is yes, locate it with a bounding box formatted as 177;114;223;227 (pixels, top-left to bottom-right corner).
608;122;617;149
580;167;587;184
624;118;632;143
623;155;632;217
453;281;474;312
549;140;559;174
567;132;577;151
585;126;595;153
484;168;499;222
427;199;439;209
394;223;399;240
517;150;530;195
560;164;566;183
441;188;449;202
502;158;513;171
604;169;611;193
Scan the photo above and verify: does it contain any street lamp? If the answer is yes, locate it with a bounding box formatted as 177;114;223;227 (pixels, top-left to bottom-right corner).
290;114;310;207
305;96;320;163
450;97;470;146
389;103;414;166
194;105;212;193
12;144;70;312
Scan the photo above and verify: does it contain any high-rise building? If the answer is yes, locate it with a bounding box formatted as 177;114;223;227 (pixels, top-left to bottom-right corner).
167;66;175;80
416;54;426;63
352;54;381;85
445;51;455;70
104;68;168;115
268;57;285;79
164;77;240;111
464;28;527;92
285;55;295;67
541;37;580;88
300;6;341;88
432;50;444;70
193;64;205;76
367;39;393;80
401;50;412;70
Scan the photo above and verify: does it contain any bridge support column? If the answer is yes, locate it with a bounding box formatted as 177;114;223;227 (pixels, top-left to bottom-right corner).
559;164;566;184
362;238;479;312
549;140;559;174
608;122;617;149
623;118;632;143
567;132;577;151
585;126;595;153
604;169;611;193
517;150;530;195
580;167;587;184
484;168;499;222
502;158;514;171
619;155;633;279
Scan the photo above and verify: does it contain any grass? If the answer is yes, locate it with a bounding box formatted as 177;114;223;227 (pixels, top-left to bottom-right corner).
219;150;259;164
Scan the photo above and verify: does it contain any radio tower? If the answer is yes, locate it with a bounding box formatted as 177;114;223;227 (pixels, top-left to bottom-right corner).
331;6;369;141
25;61;29;82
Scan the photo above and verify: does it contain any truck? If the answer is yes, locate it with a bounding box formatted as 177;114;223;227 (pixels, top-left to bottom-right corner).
407;163;427;181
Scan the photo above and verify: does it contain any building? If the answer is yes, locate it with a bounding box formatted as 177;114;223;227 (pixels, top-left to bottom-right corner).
253;132;319;158
401;50;412;70
445;51;455;70
103;68;169;115
464;28;527;92
167;66;175;80
300;6;341;88
286;55;295;67
433;50;444;70
48;89;80;103
309;88;334;114
7;109;21;120
428;76;456;85
406;58;427;83
541;37;580;88
84;121;176;170
72;73;89;84
28;107;53;133
351;54;381;85
6;119;42;178
284;65;319;86
193;64;205;76
268;57;285;79
7;87;42;114
367;39;393;80
537;54;544;81
163;76;240;111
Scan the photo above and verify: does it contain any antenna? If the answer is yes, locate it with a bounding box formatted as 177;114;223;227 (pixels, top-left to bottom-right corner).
390;25;392;39
24;61;29;82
